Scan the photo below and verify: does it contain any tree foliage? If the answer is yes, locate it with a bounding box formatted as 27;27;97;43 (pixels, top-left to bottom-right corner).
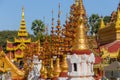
0;30;17;50
88;14;100;35
103;16;111;25
88;14;110;35
31;19;45;42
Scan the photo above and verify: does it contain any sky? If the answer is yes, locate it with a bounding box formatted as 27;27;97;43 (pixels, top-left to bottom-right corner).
0;0;119;34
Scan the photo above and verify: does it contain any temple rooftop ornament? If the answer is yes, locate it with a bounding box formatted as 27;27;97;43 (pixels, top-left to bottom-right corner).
71;15;91;54
18;7;28;37
99;16;105;29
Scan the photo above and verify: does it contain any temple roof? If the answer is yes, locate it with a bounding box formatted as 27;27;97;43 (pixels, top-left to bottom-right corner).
98;3;120;45
95;56;102;64
101;40;120;53
18;7;28;37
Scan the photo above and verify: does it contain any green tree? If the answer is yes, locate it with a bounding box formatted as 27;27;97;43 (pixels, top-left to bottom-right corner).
89;14;110;36
103;16;110;25
0;30;18;51
89;14;100;35
31;20;45;42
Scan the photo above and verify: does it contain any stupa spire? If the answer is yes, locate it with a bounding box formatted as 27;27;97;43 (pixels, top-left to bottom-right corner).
71;16;89;52
79;0;86;17
57;3;61;26
116;3;120;27
75;0;79;6
100;17;105;29
22;7;25;20
18;7;28;37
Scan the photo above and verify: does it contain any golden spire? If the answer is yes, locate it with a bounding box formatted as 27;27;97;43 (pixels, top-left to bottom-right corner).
50;10;55;56
40;62;45;74
99;17;105;29
116;3;120;27
75;0;79;6
51;10;54;34
22;7;25;20
71;16;89;51
53;58;61;77
50;58;54;70
79;0;86;17
61;54;68;72
18;7;28;37
56;3;61;30
49;58;54;78
44;66;48;79
55;3;62;56
51;10;55;39
40;61;47;79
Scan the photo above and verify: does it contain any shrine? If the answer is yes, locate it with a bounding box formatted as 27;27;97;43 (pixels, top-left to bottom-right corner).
0;0;120;80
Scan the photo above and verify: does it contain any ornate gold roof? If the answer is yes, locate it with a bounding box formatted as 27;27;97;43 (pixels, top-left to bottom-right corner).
98;3;120;45
18;7;28;37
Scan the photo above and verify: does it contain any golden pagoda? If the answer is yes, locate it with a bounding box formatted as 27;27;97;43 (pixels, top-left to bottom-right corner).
6;7;37;67
53;57;61;78
66;0;91;54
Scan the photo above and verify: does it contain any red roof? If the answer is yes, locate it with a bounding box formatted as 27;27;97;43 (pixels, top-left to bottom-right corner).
108;41;120;52
100;40;120;53
52;77;58;80
16;50;22;54
59;72;68;77
95;56;102;64
71;50;91;55
7;43;14;48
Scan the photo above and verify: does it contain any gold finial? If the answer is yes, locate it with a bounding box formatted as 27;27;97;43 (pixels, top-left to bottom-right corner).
50;58;54;70
116;3;120;27
100;16;105;29
22;6;24;20
61;54;68;72
53;57;61;77
40;62;45;74
18;7;28;37
79;0;86;17
40;61;47;79
79;0;83;7
49;58;54;78
51;10;55;36
57;3;61;26
71;17;89;51
44;66;48;78
52;10;54;28
75;0;79;6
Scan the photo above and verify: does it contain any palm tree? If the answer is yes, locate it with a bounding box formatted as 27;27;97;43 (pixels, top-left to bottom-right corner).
31;20;45;42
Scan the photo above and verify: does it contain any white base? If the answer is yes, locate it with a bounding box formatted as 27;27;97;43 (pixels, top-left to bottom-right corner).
58;77;68;80
69;77;94;80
